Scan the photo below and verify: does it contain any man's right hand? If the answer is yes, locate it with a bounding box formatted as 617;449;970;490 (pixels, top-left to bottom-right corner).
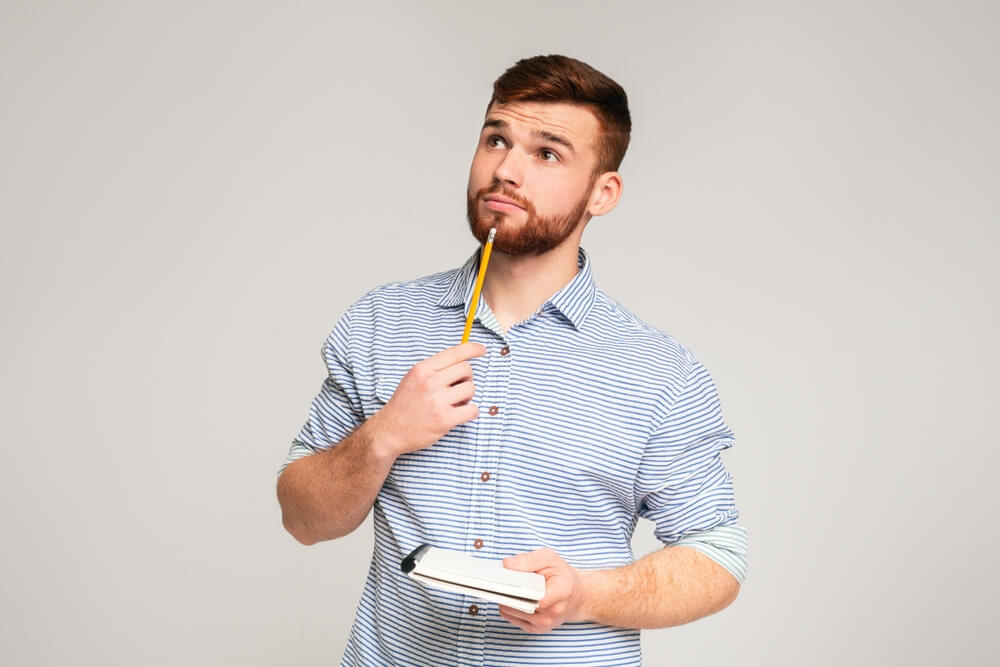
369;342;487;459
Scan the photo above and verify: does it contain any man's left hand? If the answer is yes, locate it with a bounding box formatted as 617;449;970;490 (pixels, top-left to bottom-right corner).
500;548;590;633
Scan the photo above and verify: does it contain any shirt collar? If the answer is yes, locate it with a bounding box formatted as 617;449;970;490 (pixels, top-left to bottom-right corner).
437;247;598;331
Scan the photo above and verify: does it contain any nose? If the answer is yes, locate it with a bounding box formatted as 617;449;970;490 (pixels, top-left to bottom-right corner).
492;146;524;188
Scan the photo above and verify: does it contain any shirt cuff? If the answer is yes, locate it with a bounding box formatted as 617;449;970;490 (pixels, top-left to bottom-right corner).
670;522;748;584
277;440;319;477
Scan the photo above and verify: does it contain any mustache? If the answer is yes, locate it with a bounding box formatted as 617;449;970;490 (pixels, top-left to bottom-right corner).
473;184;534;213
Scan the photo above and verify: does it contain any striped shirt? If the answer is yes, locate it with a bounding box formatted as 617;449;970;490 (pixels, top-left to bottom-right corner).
281;247;747;666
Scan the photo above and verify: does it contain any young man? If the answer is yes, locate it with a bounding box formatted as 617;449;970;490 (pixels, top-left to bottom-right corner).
278;55;747;666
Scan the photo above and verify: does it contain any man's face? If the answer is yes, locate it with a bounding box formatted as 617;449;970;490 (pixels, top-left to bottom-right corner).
466;101;603;255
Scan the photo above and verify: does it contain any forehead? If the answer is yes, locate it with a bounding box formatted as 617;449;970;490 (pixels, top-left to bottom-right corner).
483;101;601;151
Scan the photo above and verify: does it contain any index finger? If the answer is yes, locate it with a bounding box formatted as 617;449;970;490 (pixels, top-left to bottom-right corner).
428;342;488;370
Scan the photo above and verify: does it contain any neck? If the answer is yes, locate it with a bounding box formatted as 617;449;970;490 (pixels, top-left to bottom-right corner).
481;237;582;333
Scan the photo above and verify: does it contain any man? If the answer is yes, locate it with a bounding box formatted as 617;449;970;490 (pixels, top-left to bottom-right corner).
278;54;747;666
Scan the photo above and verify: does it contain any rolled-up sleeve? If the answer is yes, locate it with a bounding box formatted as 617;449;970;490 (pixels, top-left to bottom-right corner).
672;523;748;583
278;310;366;476
635;357;747;582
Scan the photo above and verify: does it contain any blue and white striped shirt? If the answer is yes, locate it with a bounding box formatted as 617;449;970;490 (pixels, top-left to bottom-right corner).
282;247;747;666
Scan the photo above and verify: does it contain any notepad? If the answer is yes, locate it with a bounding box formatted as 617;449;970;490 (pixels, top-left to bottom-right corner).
401;544;546;614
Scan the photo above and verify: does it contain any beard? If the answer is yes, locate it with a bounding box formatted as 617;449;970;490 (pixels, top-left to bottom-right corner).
466;180;594;256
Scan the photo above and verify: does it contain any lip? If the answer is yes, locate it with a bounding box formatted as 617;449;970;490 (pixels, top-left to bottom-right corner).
483;195;525;213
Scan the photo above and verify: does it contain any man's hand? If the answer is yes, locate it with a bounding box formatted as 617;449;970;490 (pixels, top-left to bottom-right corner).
370;342;486;459
499;548;589;633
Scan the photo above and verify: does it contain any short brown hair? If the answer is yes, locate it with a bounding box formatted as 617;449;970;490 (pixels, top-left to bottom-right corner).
489;55;631;173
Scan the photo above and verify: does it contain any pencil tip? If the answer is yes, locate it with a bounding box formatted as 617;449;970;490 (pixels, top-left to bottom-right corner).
487;227;496;242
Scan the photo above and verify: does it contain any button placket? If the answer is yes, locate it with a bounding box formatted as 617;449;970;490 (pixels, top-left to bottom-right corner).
466;340;509;579
465;340;495;574
487;337;512;524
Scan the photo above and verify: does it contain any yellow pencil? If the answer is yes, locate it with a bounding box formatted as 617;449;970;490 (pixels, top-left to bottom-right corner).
461;227;496;343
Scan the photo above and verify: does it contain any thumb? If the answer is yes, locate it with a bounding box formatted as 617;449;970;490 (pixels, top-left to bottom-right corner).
503;548;550;572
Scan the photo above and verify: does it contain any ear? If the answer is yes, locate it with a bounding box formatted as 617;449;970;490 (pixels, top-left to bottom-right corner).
587;171;623;217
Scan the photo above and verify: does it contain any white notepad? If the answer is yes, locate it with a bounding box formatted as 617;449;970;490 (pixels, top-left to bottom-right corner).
401;544;547;614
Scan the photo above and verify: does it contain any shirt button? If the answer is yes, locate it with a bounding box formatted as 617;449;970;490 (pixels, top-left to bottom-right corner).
469;604;479;616
480;471;491;482
473;539;484;550
488;406;499;416
500;346;510;356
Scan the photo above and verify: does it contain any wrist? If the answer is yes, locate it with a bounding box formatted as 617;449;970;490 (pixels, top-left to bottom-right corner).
363;410;403;465
575;568;606;624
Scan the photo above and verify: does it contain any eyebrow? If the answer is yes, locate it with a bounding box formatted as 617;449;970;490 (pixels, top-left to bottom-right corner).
482;118;576;154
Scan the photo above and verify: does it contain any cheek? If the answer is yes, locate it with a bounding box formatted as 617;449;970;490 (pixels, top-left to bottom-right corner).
468;157;491;189
540;185;578;213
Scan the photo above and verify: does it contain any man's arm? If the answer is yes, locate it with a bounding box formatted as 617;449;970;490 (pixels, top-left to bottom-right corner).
277;413;397;545
499;542;740;633
277;342;486;546
585;544;740;628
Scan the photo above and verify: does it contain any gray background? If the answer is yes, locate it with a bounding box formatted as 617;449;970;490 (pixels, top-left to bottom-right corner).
2;1;997;665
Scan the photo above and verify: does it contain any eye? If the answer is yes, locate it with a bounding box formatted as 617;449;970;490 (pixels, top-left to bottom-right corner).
539;148;560;162
486;135;508;149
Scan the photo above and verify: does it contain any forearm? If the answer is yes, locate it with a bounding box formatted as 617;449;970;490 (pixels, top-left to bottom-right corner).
580;545;740;629
277;414;397;545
